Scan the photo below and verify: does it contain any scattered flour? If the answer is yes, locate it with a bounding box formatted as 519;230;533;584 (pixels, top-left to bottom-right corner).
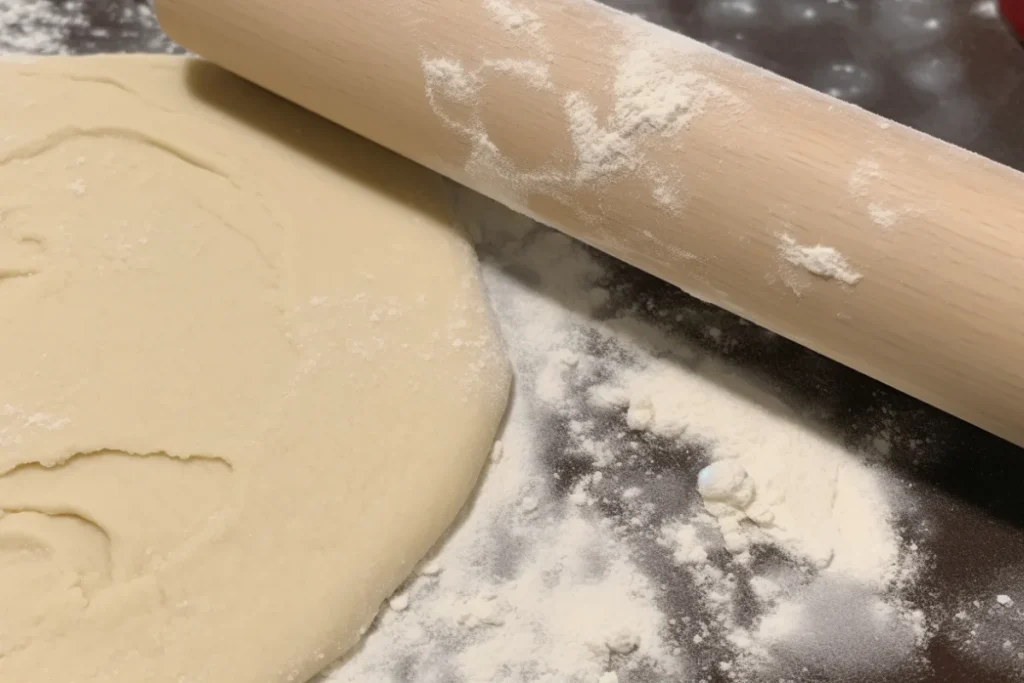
778;233;864;285
611;350;928;677
324;194;684;683
484;0;543;36
419;560;443;577
565;47;720;186
337;190;927;682
848;158;913;229
749;582;927;679
0;0;87;53
67;178;87;195
606;356;897;580
947;589;1024;676
868;203;899;228
328;390;680;683
420;1;733;214
483;57;552;89
1;404;71;432
422;57;485;105
421;53;559;213
0;404;72;453
388;594;410;612
0;0;177;55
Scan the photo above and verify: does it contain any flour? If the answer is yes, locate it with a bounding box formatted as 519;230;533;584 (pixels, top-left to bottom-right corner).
483;57;552;89
422;58;483;105
750;582;927;678
388;594;410;612
848;158;914;229
1;404;72;432
643;359;929;677
0;0;87;53
607;357;899;581
868;203;899;228
421;1;732;214
327;391;680;683
566;47;715;186
333;190;929;682
615;48;707;138
650;177;682;211
779;233;864;285
947;589;1024;677
421;54;563;213
484;0;543;36
327;199;708;683
0;1;176;55
0;404;72;455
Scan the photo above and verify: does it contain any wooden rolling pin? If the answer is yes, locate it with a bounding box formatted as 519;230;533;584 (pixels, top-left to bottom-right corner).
155;0;1024;447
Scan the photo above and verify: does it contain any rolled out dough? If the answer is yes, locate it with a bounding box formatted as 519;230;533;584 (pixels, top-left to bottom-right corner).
0;56;510;682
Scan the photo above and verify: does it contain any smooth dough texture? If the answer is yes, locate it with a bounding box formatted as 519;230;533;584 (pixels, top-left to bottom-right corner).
0;56;510;682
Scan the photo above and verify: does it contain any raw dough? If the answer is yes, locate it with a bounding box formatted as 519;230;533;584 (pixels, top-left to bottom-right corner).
0;56;510;682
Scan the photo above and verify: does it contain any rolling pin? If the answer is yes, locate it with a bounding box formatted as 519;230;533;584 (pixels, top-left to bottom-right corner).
155;0;1024;447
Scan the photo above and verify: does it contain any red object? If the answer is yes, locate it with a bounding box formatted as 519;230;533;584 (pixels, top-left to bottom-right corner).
1003;0;1024;40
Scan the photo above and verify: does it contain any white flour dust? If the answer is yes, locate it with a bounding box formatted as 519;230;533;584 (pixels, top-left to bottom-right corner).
947;587;1024;677
0;0;87;53
325;190;927;683
0;404;72;451
421;53;559;214
329;399;680;683
778;233;864;286
0;0;175;55
419;0;733;215
601;358;890;576
847;158;920;230
564;46;722;189
484;0;544;36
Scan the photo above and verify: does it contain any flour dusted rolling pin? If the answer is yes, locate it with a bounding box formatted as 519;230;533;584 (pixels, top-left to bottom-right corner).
155;0;1024;447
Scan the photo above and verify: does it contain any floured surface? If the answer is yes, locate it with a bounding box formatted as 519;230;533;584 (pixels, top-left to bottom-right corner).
778;234;864;286
325;194;929;683
0;55;509;683
418;0;735;220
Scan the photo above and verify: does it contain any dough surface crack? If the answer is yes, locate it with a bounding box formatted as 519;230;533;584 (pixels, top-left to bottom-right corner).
0;126;230;182
0;448;233;478
0;449;235;584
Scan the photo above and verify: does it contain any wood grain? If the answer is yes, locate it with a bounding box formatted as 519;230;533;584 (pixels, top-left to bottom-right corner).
156;0;1024;446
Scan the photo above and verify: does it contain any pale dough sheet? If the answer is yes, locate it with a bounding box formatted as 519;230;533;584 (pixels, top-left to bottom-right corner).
0;56;510;682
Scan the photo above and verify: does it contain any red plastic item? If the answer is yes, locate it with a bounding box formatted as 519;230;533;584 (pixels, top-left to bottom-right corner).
1003;0;1024;40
